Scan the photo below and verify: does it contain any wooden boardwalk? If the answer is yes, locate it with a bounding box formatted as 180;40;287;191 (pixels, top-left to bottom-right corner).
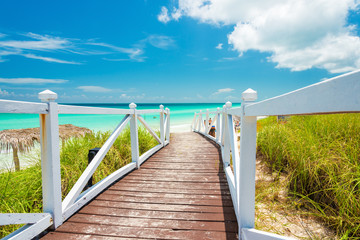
43;132;238;239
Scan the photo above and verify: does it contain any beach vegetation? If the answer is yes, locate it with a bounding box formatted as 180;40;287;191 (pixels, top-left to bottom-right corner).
257;114;360;238
0;127;158;238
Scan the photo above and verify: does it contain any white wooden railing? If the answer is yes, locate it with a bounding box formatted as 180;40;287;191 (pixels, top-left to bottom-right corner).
192;69;360;240
0;90;170;240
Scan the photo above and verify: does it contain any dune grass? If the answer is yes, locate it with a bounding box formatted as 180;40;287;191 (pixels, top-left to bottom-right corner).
0;127;158;238
257;114;360;238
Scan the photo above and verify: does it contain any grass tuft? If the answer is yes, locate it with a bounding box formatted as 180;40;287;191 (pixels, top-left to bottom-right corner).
257;114;360;238
0;127;158;238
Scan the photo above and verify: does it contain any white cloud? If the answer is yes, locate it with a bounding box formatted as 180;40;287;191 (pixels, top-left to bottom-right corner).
22;53;81;64
158;6;171;23
213;88;235;95
0;32;71;50
216;43;223;49
163;0;360;73
0;78;68;84
146;35;175;49
87;42;145;62
0;32;150;64
171;8;182;20
77;86;112;93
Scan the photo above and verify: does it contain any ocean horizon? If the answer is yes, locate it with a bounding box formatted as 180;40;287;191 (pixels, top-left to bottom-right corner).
0;102;241;133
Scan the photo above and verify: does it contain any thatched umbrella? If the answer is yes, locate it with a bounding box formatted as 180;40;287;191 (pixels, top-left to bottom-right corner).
0;124;92;171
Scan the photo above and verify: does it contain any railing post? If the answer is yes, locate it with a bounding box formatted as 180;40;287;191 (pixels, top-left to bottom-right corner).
216;107;220;142
221;105;226;146
205;109;209;134
38;90;62;229
129;103;140;168
238;89;258;238
192;113;197;131
222;102;232;166
159;104;165;145
165;107;170;143
198;110;202;132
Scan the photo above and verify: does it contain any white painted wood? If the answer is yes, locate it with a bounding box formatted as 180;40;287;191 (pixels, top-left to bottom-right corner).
165;108;170;142
62;115;130;211
58;104;132;115
198;110;202;132
62;162;136;221
221;106;226;146
191;113;197;131
0;213;51;225
242;228;295;240
38;91;62;229
129;103;140;169
238;96;257;230
227;114;241;222
2;214;52;240
159;105;165;145
195;114;200;132
137;115;161;144
139;144;163;165
245;70;360;117
0;100;48;114
136;109;162;114
222;107;231;166
224;165;237;220
216;108;221;142
205;109;209;133
38;90;57;102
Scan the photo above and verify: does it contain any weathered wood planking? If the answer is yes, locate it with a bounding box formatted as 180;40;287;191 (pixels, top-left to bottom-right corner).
42;132;238;239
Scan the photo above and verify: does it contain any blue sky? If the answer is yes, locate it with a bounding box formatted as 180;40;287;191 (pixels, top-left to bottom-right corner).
0;0;359;103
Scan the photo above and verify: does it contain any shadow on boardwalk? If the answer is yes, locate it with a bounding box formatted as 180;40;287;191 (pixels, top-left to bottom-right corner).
42;132;238;239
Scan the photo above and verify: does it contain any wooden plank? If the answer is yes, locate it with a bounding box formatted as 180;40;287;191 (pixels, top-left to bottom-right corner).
115;179;230;189
103;189;232;200
236;69;360;117
68;214;238;232
88;199;234;213
42;232;146;240
96;193;234;206
42;132;238;239
123;175;228;183
54;222;238;239
0;99;48;114
78;205;236;221
110;184;230;195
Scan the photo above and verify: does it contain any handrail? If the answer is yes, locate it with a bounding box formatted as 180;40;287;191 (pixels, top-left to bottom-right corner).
0;90;171;240
191;69;360;240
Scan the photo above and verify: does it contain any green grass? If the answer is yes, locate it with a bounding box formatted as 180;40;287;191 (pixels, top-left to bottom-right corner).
0;127;158;238
257;114;360;238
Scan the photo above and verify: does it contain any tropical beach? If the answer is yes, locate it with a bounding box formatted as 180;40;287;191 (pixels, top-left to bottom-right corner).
0;103;240;171
1;0;360;239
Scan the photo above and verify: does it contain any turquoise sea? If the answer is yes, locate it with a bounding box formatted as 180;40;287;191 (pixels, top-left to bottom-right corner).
0;103;241;133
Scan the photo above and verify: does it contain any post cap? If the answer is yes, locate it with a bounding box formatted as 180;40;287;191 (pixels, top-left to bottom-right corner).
242;88;257;101
217;107;220;111
199;110;202;113
159;104;164;110
38;90;57;102
165;107;169;112
225;101;232;108
129;102;137;109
